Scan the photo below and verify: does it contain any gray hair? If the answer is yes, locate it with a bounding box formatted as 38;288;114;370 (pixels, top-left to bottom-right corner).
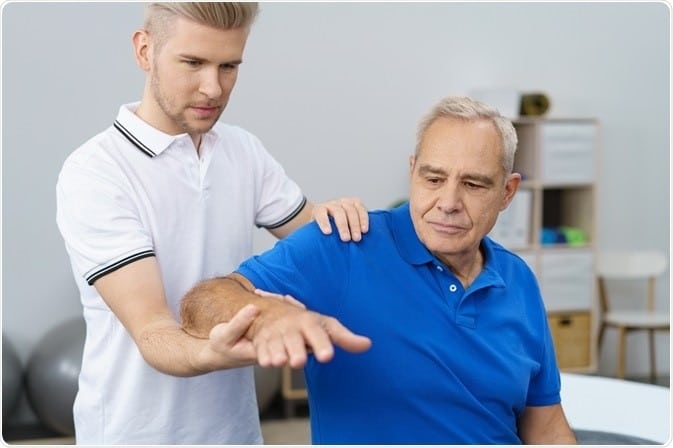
144;3;259;49
415;96;518;175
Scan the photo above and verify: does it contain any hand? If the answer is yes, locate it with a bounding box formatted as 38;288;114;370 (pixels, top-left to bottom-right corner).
249;300;371;369
253;288;306;309
312;197;369;242
195;304;261;370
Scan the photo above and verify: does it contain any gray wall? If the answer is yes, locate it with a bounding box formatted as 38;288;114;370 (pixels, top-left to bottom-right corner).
2;1;669;423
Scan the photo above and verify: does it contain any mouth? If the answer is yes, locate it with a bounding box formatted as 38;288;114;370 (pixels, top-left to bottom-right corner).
190;105;221;118
428;221;468;235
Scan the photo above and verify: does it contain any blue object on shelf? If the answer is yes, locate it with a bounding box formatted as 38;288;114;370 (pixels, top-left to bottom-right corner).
541;227;567;245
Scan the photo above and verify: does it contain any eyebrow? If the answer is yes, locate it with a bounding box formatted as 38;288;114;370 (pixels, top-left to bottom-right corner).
417;164;495;186
417;164;447;176
178;53;243;65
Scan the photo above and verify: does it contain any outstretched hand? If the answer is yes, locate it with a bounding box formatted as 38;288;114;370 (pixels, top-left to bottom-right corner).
182;276;371;371
201;296;372;370
248;300;372;369
312;197;369;242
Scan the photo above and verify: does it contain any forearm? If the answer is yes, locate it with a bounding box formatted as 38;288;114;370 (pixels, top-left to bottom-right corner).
134;315;221;377
180;273;372;369
135;306;266;376
180;273;272;338
518;404;577;445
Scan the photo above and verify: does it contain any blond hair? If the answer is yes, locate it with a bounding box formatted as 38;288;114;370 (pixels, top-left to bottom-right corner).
144;3;259;49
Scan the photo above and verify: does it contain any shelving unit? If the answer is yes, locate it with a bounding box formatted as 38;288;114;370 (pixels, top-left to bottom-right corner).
490;117;600;373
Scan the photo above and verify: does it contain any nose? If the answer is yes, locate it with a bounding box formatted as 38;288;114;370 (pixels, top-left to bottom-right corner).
198;68;223;99
436;183;463;214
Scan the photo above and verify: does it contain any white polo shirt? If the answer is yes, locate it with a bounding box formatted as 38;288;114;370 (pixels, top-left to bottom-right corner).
56;102;305;444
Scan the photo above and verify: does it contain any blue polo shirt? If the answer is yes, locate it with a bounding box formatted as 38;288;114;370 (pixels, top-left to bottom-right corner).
237;203;561;444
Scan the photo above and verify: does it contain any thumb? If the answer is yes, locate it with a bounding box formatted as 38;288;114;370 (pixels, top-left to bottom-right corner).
209;304;260;346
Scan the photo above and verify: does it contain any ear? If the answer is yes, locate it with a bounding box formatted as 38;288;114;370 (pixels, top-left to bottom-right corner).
409;155;416;176
499;172;521;211
132;29;152;72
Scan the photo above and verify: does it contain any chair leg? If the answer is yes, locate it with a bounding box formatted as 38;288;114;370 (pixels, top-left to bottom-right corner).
617;327;627;379
648;329;656;383
597;323;606;352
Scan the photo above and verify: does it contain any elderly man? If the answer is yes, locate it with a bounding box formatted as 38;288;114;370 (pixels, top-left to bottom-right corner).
181;96;577;444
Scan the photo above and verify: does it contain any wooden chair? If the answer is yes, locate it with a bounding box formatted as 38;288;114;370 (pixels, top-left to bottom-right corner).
596;251;669;381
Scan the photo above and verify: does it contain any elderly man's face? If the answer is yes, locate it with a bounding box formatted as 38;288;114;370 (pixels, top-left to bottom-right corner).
408;117;520;267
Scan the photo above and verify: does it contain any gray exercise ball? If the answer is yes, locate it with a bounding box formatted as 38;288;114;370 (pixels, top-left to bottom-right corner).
25;317;85;436
254;366;281;412
2;334;23;419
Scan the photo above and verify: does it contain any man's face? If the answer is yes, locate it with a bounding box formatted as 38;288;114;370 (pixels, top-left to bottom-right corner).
141;16;249;137
408;117;519;265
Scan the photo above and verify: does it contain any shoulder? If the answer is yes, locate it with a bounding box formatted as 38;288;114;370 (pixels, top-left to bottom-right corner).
288;208;395;250
483;237;536;278
60;126;122;179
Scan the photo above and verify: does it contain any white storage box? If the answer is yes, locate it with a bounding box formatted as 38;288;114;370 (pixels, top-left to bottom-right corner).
540;122;597;184
489;188;532;249
540;250;594;312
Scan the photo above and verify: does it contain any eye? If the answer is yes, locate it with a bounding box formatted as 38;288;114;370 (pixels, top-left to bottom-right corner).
183;59;202;67
464;181;484;189
426;177;443;185
220;63;238;72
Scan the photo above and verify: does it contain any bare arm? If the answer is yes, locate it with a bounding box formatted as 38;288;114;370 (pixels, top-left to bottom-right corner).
93;257;260;376
269;198;369;241
518;403;577;444
181;273;372;368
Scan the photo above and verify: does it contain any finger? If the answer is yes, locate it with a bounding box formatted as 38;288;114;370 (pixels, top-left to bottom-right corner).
355;200;369;234
282;332;309;369
342;202;363;242
312;206;333;235
254;337;274;368
327;206;352;242
253;288;306;309
301;320;336;363
323;317;372;353
265;335;290;367
209;304;260;347
281;295;306;310
253;288;284;299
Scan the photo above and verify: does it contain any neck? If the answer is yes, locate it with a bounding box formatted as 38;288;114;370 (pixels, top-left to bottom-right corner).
439;246;484;288
191;134;202;154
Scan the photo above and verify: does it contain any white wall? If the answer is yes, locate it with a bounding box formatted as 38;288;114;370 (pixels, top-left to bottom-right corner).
2;1;669;423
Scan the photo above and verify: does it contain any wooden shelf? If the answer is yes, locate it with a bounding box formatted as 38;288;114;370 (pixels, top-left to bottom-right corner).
506;117;600;372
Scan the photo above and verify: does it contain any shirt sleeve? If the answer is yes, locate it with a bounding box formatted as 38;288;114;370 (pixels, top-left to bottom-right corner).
56;152;154;285
240;131;306;229
524;271;562;406
236;219;349;314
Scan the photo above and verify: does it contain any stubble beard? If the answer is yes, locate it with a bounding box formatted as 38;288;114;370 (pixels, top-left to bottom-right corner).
150;70;222;136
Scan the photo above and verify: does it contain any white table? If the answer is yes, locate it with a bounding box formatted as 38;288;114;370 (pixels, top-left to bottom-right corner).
560;373;670;444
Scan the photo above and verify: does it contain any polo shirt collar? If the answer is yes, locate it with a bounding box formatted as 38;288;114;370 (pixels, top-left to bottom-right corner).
113;102;217;158
391;202;435;266
391;201;506;288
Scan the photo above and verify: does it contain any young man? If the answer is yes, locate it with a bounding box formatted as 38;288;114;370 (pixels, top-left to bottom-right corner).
181;96;578;444
56;3;368;444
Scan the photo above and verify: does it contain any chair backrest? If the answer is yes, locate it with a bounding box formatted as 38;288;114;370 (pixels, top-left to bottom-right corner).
596;251;668;279
596;250;668;312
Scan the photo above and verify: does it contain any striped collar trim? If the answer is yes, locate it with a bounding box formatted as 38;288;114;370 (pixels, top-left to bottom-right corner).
113;102;180;158
113;120;156;158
